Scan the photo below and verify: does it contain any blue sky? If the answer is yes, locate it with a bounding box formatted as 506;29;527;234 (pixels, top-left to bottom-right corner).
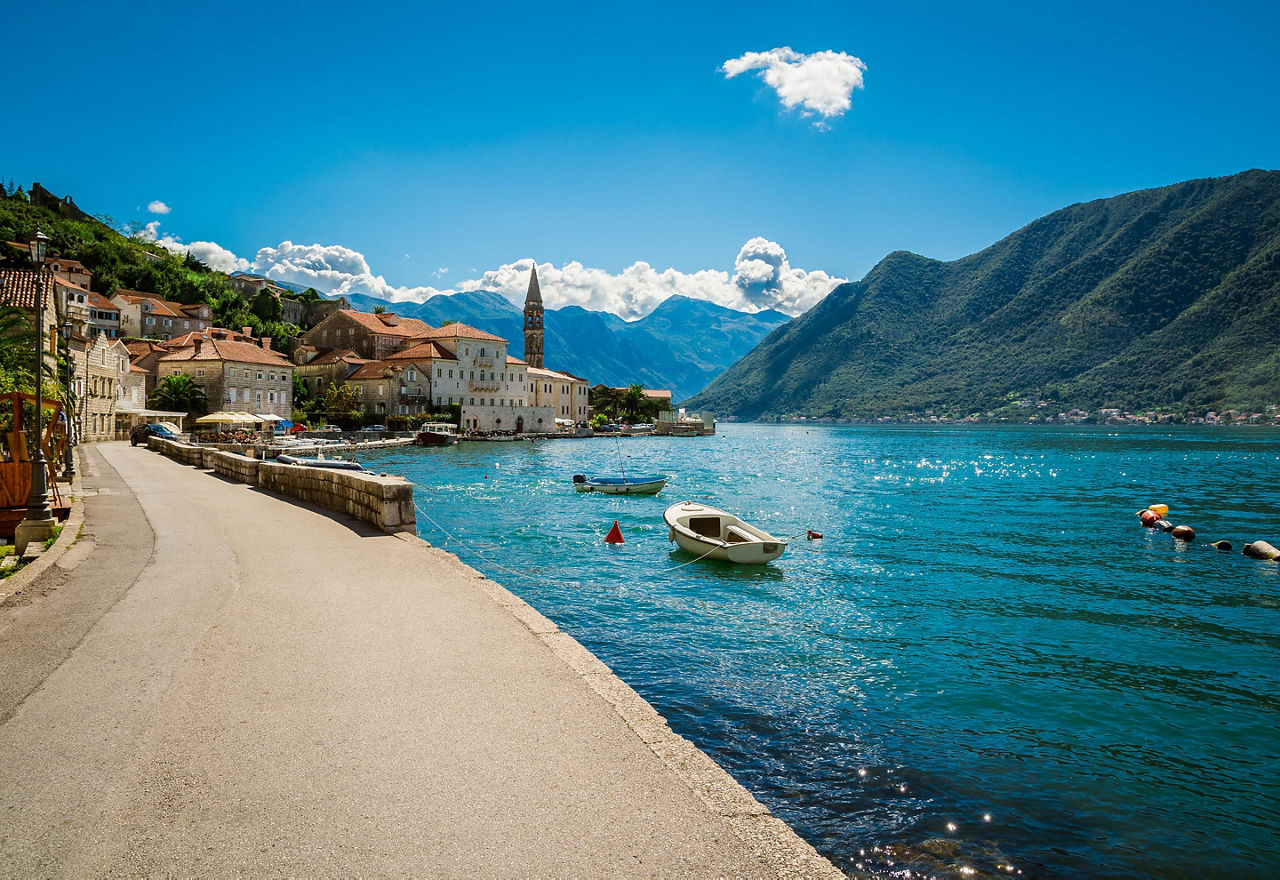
5;0;1277;317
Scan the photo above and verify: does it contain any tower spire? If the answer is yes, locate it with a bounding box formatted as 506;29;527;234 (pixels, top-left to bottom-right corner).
523;262;544;369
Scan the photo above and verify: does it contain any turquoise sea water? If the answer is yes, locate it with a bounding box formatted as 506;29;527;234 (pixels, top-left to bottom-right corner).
360;425;1280;879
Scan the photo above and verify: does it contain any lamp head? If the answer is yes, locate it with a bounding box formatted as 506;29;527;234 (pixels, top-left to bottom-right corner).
28;229;51;265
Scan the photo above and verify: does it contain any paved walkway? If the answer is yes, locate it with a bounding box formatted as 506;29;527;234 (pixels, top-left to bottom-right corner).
0;443;839;877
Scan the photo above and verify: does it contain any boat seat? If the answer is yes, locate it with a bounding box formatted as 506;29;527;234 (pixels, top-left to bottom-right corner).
725;525;755;544
688;516;722;538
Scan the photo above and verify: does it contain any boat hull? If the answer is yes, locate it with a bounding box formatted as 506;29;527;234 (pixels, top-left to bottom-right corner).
574;475;666;495
662;501;786;564
416;431;457;446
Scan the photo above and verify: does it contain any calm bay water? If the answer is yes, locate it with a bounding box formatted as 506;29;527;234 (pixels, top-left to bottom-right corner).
360;425;1280;879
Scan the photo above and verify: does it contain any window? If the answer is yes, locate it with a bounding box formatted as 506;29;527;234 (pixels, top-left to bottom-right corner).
448;369;453;378
436;368;442;378
257;372;264;380
469;371;474;379
269;391;276;403
469;398;474;405
229;388;237;402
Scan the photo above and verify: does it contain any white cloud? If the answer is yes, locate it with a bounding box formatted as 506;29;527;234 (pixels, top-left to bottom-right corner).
147;200;171;214
132;224;843;318
132;221;250;273
722;47;866;124
458;240;843;319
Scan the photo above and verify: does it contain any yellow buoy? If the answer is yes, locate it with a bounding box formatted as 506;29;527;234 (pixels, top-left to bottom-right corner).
1147;503;1169;517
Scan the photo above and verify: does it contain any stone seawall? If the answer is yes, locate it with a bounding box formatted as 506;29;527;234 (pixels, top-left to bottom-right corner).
148;437;415;533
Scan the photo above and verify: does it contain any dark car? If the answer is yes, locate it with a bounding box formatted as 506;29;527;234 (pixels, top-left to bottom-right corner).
130;423;180;446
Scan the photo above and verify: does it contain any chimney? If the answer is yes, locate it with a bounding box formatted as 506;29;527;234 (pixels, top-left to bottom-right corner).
194;337;203;354
242;326;252;338
261;337;272;351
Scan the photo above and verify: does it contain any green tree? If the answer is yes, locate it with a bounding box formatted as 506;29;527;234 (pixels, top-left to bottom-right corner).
622;384;647;421
320;382;363;425
372;305;387;314
149;373;209;418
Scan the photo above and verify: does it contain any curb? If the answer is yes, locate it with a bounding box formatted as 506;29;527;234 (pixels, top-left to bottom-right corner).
0;469;86;605
393;530;845;879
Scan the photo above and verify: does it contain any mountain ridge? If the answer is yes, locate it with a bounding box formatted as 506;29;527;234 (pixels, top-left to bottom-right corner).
686;169;1280;419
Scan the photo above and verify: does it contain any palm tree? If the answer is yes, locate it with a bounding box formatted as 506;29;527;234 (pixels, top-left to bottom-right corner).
622;384;647;422
150;373;209;418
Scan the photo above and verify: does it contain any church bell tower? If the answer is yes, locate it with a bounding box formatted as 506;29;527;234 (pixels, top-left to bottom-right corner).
523;263;544;369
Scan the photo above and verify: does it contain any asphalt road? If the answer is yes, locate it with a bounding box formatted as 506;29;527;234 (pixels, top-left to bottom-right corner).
0;443;838;877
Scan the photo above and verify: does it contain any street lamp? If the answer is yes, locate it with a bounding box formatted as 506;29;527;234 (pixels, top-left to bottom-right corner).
60;319;76;480
16;229;54;553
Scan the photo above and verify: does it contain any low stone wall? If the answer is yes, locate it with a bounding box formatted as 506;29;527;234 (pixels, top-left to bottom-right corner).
148;438;415;533
258;462;415;531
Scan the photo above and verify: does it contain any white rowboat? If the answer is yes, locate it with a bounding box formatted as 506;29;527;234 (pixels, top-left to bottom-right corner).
662;501;787;564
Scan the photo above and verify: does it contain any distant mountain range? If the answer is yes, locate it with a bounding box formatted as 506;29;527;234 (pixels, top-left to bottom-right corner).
686;169;1280;419
323;289;790;401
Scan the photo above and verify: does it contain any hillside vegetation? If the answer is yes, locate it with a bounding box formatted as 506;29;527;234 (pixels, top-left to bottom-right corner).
0;187;303;346
686;170;1280;420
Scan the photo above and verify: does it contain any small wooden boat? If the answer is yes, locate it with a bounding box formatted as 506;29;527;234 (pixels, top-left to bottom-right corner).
573;473;667;495
275;453;368;471
663;501;787;564
415;423;459;446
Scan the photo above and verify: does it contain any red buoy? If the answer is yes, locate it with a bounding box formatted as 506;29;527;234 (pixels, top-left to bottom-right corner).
604;521;625;544
1171;525;1196;541
1138;509;1160;527
807;529;823;540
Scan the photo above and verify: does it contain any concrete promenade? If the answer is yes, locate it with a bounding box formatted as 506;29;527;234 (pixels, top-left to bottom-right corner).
0;443;841;877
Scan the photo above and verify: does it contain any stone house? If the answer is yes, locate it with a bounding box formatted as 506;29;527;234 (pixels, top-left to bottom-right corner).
529;366;590;424
156;333;295;418
293;349;371;401
81;336;132;442
302;309;433;361
111;290;211;339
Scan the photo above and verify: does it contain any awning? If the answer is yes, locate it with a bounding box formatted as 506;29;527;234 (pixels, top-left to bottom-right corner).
195;411;259;424
255;413;285;422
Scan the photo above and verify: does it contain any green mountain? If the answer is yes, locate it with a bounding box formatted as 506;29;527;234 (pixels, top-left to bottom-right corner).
686;170;1280;420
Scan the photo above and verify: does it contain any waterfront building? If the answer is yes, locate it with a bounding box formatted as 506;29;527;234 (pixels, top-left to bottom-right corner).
81;336;132;441
303;309;433;361
529;366;590;424
414;323;554;433
156;332;295;418
293;349;371;400
384;340;459;419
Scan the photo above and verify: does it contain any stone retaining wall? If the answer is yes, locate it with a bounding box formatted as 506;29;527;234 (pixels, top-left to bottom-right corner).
148;437;415;533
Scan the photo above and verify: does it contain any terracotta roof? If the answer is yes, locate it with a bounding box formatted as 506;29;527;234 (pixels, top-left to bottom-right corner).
528;366;587;382
417;322;506;343
86;290;119;311
0;267;53;309
643;389;673;399
130;363;148;373
347;360;401;381
163;328;251;350
158;337;293;367
335;309;434;338
387;341;457;361
506;355;528;366
126;341;167;358
53;276;91;294
50;258;90;273
304;348;368;366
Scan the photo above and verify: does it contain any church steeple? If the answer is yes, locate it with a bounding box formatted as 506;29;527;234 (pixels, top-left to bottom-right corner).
523;263;544;369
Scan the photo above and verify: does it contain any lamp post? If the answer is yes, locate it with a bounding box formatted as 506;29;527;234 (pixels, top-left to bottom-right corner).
16;230;54;554
61;319;76;480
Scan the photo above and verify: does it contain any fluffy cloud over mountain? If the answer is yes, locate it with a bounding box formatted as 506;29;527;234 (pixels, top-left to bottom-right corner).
722;47;866;123
134;224;842;318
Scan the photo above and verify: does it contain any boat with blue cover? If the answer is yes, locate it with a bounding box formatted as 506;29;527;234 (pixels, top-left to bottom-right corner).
572;473;667;495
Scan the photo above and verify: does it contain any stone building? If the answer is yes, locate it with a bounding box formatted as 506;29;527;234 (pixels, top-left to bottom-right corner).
111;290;211;339
528;367;590;424
156;332;295;418
303;309;433;361
81;336;132;442
293;349;371;400
523;264;544;369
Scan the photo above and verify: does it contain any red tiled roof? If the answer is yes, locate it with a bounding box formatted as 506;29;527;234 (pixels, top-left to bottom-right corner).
53;276;91;294
416;322;506;343
386;341;457;361
87;290;119;311
506;355;527;366
643;389;673;400
125;340;167;358
158;337;293;367
334;309;434;338
0;267;53;309
304;348;368;366
50;258;90;273
528;366;587;382
164;328;252;349
347;360;401;381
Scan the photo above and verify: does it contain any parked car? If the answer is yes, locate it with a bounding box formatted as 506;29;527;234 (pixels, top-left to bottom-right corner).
361;424;387;433
130;422;180;446
314;425;342;433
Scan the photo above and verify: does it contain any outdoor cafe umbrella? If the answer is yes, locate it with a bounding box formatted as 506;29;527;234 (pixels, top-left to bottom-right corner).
195;411;259;424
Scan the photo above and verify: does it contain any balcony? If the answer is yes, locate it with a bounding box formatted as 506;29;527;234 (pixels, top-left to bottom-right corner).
468;379;501;392
473;357;495;368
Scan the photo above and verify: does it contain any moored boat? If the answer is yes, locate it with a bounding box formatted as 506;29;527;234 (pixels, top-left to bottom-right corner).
415;422;459;446
573;473;667;495
275;452;368;471
662;501;787;564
